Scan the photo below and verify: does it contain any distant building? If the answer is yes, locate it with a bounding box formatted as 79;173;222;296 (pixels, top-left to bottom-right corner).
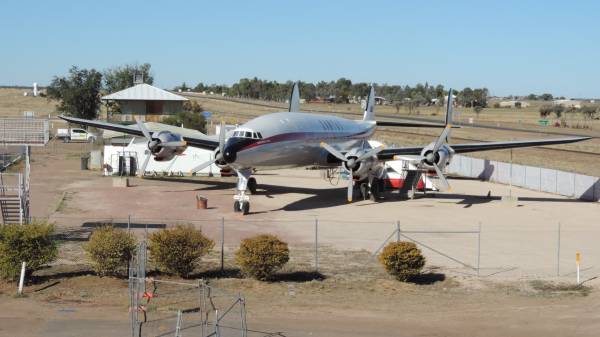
499;100;530;108
102;83;188;122
553;99;582;109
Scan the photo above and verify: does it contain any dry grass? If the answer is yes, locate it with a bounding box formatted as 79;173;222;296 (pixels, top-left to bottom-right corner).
0;88;57;117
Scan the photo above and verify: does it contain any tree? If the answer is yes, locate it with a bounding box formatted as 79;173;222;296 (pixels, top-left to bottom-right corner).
162;101;206;133
527;94;538;100
539;105;553;118
103;63;153;93
540;93;553;101
47;66;103;119
553;105;565;119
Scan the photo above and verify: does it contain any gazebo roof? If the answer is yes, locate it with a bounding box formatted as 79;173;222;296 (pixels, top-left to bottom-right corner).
102;83;188;101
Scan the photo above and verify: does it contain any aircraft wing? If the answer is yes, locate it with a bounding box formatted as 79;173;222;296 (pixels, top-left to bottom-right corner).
376;121;455;128
377;136;591;160
59;115;219;150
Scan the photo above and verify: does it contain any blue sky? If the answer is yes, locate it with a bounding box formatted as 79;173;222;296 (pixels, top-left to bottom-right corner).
1;0;599;97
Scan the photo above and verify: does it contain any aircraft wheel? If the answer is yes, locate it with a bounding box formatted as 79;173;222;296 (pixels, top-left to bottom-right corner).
247;177;257;194
370;178;380;202
242;202;250;215
233;201;240;212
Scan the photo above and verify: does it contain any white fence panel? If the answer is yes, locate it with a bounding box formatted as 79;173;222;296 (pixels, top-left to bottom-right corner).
524;166;541;190
496;162;511;184
556;170;575;197
470;157;485;178
574;174;598;201
540;168;557;194
511;164;526;187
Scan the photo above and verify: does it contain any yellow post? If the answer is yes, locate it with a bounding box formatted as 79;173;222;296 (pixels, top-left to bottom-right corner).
576;252;581;284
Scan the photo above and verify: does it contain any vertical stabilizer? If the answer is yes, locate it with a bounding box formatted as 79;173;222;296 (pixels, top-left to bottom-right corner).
288;82;300;112
363;85;375;121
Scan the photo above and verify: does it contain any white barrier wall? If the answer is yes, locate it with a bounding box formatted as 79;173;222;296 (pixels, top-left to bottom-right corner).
446;155;600;201
103;139;220;176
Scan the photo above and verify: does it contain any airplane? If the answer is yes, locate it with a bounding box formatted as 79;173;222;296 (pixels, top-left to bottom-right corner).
60;84;591;215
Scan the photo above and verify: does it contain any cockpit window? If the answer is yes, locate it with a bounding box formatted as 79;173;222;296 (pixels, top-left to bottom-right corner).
257;132;263;139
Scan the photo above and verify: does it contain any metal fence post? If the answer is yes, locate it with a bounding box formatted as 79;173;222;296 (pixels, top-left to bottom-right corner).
477;223;481;276
221;217;225;272
127;214;131;232
396;221;400;242
175;310;182;337
315;217;319;272
557;222;561;276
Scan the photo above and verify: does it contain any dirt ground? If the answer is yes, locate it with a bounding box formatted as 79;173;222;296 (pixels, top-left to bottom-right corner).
0;140;599;336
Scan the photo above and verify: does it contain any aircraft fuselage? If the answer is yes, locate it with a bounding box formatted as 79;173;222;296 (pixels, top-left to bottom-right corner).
223;112;376;170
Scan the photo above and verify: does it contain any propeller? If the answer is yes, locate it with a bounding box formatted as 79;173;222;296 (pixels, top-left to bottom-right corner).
190;120;227;174
320;142;384;202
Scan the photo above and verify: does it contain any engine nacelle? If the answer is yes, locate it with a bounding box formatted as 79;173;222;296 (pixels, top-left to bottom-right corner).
420;143;454;170
150;131;187;162
213;148;229;169
344;148;381;180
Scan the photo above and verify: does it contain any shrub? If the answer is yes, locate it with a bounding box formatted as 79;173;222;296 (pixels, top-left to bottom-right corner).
84;226;136;277
235;234;289;281
0;222;58;280
378;241;426;281
149;225;213;278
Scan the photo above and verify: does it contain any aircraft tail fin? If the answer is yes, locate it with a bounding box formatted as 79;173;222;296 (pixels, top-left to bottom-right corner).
363;85;375;121
288;82;300;112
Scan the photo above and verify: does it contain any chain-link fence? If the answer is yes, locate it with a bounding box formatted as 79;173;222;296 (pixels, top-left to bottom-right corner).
47;214;600;282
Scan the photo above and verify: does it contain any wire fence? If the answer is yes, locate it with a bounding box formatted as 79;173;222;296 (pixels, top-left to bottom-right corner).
46;214;600;282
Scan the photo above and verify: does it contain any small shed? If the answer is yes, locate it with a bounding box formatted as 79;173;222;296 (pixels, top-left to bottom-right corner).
102;83;188;122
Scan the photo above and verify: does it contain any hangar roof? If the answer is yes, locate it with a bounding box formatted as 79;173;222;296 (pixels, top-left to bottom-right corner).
102;83;188;101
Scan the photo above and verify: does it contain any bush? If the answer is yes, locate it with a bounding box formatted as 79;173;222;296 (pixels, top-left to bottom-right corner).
235;234;289;281
378;241;426;281
0;222;58;280
149;225;213;278
84;226;136;277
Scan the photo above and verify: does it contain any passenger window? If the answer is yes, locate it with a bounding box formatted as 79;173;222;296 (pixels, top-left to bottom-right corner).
257;132;263;139
245;132;252;138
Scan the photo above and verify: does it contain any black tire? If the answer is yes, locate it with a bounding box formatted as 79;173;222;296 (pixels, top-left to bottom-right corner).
370;178;380;202
247;177;257;194
242;202;250;215
233;201;240;212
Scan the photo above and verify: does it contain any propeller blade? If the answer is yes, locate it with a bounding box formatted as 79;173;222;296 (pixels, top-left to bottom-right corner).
136;118;152;140
432;163;450;191
219;119;226;154
347;168;353;202
356;145;385;162
140;150;151;177
160;141;187;147
320;142;346;162
432;124;452;153
190;159;217;174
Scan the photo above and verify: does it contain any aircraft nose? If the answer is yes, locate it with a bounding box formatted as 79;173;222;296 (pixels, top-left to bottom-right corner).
223;146;237;163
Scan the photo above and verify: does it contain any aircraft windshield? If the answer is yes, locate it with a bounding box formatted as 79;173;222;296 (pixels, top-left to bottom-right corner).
233;130;263;139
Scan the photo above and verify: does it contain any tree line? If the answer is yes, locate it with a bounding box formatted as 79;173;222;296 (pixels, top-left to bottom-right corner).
179;77;489;108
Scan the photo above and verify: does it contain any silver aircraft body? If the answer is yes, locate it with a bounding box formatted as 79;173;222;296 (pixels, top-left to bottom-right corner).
60;83;591;214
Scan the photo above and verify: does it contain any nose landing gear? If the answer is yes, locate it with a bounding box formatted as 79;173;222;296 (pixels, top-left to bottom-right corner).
233;169;255;215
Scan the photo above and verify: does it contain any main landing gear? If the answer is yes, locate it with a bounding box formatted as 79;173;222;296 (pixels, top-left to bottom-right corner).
233;169;256;215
